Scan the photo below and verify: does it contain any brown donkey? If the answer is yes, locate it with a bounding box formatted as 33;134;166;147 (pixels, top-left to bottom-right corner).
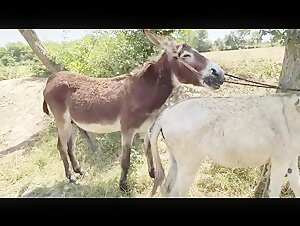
42;29;225;191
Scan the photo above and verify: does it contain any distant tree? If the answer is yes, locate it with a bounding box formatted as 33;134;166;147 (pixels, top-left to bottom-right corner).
173;29;212;52
236;29;251;48
224;32;239;50
213;38;226;51
4;42;38;64
248;30;264;48
172;29;196;44
223;30;253;49
194;30;212;52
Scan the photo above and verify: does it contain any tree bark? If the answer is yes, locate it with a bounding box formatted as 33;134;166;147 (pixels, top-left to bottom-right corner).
278;29;300;91
18;29;65;73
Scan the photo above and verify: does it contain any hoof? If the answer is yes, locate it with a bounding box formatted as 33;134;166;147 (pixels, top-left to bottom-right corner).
149;168;155;179
74;166;89;177
119;181;130;193
69;175;78;184
80;170;89;177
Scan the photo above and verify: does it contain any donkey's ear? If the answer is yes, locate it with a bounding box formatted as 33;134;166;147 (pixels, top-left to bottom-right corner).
143;29;174;53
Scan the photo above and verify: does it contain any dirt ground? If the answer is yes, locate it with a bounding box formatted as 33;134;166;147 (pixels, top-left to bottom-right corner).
0;77;52;156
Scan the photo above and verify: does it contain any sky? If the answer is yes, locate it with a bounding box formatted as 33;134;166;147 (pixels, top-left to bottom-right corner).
0;29;238;47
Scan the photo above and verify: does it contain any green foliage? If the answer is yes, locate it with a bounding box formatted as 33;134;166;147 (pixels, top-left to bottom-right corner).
1;42;36;66
194;30;213;52
259;29;287;45
248;30;263;47
0;29;177;80
172;29;212;52
0;54;15;66
27;59;50;77
0;41;48;77
223;30;252;50
213;38;226;51
48;29;174;78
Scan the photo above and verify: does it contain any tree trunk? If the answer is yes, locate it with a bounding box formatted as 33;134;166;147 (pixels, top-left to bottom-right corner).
278;29;300;91
18;29;65;73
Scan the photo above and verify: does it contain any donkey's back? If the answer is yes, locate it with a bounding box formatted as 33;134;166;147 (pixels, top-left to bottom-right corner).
43;71;130;131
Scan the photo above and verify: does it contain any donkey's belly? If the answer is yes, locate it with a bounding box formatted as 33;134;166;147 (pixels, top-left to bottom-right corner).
72;118;121;134
209;150;271;168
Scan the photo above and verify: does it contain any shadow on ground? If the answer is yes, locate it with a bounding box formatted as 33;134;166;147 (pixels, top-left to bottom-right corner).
21;179;134;198
0;131;44;156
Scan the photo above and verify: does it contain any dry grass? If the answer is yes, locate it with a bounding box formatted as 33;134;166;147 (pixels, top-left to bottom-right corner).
1;46;294;198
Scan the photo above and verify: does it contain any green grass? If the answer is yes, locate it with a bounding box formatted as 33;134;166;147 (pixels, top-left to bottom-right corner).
0;46;294;198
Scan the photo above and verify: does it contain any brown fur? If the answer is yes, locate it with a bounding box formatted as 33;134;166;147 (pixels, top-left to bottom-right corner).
43;100;49;116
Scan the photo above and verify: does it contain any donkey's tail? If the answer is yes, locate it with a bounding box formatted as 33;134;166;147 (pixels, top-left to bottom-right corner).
149;119;166;197
43;99;50;116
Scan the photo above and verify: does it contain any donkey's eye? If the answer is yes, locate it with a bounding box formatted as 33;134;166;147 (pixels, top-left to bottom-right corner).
182;54;191;58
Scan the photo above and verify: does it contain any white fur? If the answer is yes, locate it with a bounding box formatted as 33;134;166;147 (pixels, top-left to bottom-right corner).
70;111;158;135
62;111;71;131
72;117;121;134
150;94;300;198
202;60;224;78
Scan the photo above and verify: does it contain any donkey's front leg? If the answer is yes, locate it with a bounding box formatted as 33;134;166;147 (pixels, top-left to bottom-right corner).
119;130;135;192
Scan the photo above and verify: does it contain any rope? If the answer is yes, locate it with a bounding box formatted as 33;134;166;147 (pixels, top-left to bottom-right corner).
224;80;279;89
224;73;300;92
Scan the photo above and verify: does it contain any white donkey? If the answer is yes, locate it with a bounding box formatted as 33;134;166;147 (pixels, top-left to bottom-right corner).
149;93;300;198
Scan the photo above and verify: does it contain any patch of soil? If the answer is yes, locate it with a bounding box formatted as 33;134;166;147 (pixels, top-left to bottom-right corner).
0;77;52;155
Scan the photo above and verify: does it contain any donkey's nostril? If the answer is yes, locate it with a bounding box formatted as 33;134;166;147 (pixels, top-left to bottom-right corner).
211;68;225;82
211;68;219;77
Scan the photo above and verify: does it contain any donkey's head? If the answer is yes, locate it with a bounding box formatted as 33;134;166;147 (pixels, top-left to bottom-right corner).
144;29;225;89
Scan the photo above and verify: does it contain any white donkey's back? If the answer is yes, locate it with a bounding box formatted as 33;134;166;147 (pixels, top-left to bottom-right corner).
149;94;300;198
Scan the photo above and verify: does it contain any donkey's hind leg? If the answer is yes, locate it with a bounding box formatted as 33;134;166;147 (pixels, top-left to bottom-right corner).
67;123;87;177
287;157;300;197
56;117;77;183
167;156;201;197
161;153;177;197
119;130;135;192
139;132;155;179
268;157;290;198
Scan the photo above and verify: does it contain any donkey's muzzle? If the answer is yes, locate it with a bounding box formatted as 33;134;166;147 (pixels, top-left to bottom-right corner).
204;76;224;89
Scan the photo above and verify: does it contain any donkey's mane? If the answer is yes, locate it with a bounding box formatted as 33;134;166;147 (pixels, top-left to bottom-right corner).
129;51;166;78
